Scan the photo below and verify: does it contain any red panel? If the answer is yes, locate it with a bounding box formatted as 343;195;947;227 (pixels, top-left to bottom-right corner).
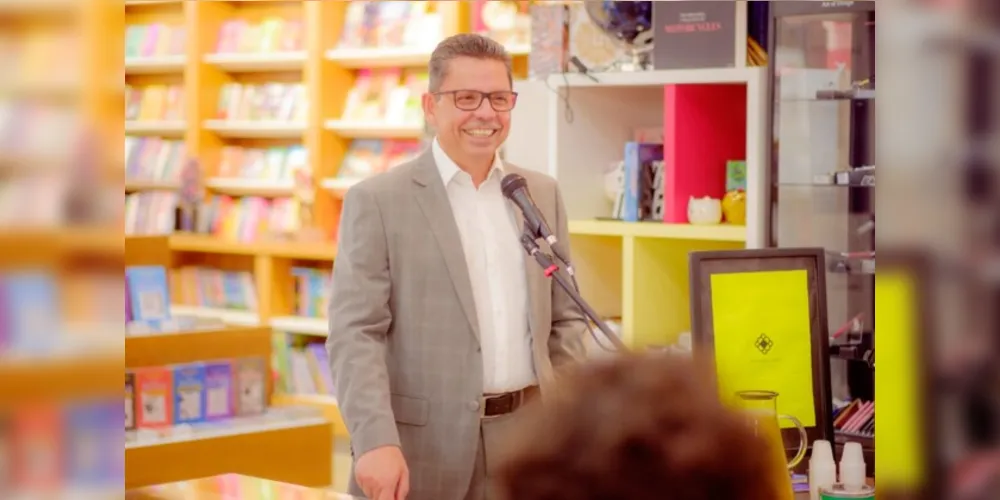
662;84;747;223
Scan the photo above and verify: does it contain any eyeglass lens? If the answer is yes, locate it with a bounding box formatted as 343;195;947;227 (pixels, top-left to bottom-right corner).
453;90;516;111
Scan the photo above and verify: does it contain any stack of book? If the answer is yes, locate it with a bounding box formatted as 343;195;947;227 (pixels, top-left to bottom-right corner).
126;357;269;430
338;1;443;50
291;267;331;319
216;145;307;183
215;17;304;54
335;139;421;182
125;192;178;236
172;266;259;313
215;83;306;123
272;335;334;398
125;23;187;59
126;85;185;122
194;196;299;242
341;69;425;125
125;138;186;184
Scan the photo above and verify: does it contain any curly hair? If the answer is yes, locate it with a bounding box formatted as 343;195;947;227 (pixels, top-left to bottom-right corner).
495;353;784;500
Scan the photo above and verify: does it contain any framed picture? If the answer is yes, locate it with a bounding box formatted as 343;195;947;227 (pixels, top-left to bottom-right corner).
688;247;834;460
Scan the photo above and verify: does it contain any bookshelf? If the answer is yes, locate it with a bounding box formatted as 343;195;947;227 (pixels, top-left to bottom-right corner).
125;236;335;488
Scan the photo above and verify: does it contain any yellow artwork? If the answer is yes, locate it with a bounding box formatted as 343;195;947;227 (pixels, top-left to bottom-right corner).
710;270;816;428
875;269;924;488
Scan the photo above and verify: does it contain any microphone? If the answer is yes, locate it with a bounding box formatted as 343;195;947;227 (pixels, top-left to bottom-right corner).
501;173;574;274
501;173;556;245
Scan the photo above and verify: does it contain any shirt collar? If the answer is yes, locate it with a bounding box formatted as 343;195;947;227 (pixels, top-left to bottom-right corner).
432;138;504;186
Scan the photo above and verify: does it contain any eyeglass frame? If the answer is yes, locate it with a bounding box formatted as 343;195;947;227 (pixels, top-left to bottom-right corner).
431;89;519;112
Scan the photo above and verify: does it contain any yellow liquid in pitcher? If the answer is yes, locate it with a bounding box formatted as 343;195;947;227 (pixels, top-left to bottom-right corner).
747;410;795;500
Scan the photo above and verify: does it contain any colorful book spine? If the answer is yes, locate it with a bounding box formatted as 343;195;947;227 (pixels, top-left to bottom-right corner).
125;372;136;431
622;142;664;222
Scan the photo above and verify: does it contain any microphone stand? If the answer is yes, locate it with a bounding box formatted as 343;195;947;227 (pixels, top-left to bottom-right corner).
519;231;629;353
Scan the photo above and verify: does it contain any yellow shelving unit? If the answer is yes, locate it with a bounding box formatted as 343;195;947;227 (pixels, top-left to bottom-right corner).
566;220;746;349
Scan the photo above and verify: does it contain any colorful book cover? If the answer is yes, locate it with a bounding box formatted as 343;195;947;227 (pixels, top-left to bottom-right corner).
204;361;234;421
1;271;60;353
235;357;267;416
622;142;664;222
173;363;207;425
125;266;171;326
125;372;136;431
136;366;173;429
11;404;62;491
65;402;116;486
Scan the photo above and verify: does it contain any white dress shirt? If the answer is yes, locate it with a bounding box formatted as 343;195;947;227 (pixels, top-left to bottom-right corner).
432;139;536;394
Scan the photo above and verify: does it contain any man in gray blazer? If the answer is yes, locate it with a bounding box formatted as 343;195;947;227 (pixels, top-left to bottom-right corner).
326;34;587;500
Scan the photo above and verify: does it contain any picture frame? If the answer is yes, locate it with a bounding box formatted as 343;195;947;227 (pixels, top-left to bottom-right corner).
688;247;835;462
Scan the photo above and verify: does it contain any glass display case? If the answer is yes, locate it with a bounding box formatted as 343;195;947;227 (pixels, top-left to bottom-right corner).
766;0;875;472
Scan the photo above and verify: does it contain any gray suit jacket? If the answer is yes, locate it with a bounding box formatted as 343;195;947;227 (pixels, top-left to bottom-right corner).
326;149;587;500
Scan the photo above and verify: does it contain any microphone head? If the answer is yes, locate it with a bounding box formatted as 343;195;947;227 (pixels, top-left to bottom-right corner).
500;173;528;199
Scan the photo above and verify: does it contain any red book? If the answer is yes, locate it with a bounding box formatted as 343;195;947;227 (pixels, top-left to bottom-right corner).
135;366;174;429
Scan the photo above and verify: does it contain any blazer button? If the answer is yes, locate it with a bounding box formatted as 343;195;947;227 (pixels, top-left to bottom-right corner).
468;400;480;412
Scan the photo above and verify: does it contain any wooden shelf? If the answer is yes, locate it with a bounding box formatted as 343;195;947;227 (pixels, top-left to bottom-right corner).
126;180;179;192
320;177;359;198
205;177;295;197
324;46;433;69
569;220;747;242
271;316;327;336
168;233;336;260
203;120;306;139
324;120;424;139
125;120;186;136
272;394;347;438
170;305;263;327
204;51;306;72
126;415;333;489
125;56;186;75
126;326;272;367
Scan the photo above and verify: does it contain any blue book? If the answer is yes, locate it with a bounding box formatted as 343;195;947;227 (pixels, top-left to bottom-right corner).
66;400;120;487
622;142;664;222
1;271;60;353
173;362;207;424
125;266;171;327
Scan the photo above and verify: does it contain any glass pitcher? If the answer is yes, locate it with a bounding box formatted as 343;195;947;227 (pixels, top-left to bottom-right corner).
735;391;809;497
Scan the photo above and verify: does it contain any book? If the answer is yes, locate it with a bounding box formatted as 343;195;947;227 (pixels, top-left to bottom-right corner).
234;357;267;416
173;362;207;425
204;361;235;421
125;372;136;431
135;366;173;429
10;405;62;491
125;266;171;326
621;142;664;222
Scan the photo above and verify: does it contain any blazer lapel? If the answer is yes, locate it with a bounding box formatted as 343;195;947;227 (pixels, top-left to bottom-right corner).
412;152;481;343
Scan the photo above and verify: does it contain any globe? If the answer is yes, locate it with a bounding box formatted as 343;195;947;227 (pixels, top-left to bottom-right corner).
584;1;654;48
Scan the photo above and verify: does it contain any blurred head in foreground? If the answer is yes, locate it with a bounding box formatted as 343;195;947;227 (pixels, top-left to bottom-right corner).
496;353;781;500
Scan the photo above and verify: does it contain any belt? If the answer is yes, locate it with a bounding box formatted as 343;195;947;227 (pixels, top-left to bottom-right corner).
483;385;539;417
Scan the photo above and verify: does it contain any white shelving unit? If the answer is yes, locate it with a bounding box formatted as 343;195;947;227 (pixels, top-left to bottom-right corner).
506;67;769;249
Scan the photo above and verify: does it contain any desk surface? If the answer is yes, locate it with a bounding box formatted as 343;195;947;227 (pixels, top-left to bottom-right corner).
125;474;359;500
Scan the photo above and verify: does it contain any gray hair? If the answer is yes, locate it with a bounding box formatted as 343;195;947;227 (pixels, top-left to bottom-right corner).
428;33;512;93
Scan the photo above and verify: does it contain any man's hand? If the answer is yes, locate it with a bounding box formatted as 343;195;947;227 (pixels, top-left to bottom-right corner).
355;445;409;500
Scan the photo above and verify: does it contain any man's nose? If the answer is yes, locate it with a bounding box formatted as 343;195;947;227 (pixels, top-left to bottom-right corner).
472;99;497;119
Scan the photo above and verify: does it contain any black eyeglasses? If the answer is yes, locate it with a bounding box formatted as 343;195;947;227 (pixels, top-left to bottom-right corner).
433;89;518;112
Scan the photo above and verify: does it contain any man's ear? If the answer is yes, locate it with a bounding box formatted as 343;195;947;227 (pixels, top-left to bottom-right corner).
421;93;437;129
